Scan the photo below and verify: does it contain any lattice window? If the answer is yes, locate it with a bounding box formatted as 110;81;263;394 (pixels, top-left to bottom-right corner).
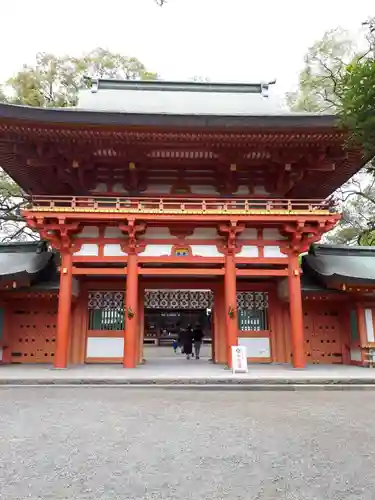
88;291;125;331
144;290;213;309
237;292;269;331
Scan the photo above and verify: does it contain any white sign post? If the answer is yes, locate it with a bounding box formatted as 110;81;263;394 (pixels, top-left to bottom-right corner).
231;346;248;374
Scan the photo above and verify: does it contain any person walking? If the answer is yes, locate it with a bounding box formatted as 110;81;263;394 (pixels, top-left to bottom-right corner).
182;324;193;360
193;324;204;360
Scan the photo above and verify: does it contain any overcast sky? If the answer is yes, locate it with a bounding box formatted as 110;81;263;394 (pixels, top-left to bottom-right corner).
0;0;373;97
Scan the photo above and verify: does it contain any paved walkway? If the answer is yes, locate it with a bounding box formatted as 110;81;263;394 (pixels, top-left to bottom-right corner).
1;357;375;385
2;388;374;499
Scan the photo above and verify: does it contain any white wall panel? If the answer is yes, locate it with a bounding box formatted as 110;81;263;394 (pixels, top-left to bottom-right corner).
77;226;99;238
91;183;107;193
143;184;172;194
237;246;259;258
264;246;286;258
74;244;99;256
104;227;127;239
191;245;223;257
234;185;250;195
139;245;173;257
254;185;269;194
190;185;219;195
112;183;128;193
263;228;286;240
103;244;127;256
86;338;124;358
365;309;375;342
238;338;270;358
237;228;258;240
140;227;175;239
350;348;362;362
186;228;220;239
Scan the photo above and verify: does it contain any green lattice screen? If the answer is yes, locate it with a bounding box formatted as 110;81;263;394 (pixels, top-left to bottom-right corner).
88;291;125;331
238;309;268;331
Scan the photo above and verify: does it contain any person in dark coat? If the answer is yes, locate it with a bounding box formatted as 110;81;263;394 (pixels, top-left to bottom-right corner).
193;324;204;360
181;324;193;360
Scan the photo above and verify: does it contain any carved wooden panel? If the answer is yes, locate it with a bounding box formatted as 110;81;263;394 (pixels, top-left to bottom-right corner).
10;302;57;363
303;305;343;364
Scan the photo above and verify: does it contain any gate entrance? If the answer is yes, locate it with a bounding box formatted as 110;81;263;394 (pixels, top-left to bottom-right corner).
142;289;213;363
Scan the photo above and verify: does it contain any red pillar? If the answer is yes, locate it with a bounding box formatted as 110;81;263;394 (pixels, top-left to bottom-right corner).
55;251;73;368
124;253;138;368
225;254;237;367
288;252;306;368
137;287;145;364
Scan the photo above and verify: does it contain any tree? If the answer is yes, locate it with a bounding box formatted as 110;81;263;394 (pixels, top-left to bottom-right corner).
288;23;375;246
338;18;375;158
324;175;375;245
0;171;36;242
0;48;157;241
286;27;356;112
5;48;158;108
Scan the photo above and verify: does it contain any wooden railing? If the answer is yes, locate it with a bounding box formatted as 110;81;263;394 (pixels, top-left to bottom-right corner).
26;195;336;214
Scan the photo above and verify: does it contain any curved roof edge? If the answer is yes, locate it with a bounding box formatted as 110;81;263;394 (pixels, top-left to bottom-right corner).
303;244;375;286
0;102;338;129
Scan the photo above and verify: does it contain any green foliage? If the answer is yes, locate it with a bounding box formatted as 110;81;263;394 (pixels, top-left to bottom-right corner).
338;23;375;157
5;48;157;108
358;228;375;246
286;28;355;112
0;47;157;241
324;179;375;245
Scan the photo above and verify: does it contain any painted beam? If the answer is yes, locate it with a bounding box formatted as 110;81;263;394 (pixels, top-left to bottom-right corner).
237;268;288;276
138;268;225;276
72;267;127;275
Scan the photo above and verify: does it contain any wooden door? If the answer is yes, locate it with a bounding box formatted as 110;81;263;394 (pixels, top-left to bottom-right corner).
9;300;57;363
303;305;343;364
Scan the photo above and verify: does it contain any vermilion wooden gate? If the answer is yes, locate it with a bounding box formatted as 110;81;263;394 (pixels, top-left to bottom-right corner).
303;304;344;364
9;300;57;363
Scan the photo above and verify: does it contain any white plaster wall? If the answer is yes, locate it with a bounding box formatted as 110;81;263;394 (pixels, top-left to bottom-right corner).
238;337;270;358
234;185;250;195
237;246;259;258
237;228;257;240
77;226;99;238
143;184;172;194
103;244;127;256
140;227;175;240
264;246;286;258
91;183;107;193
74;244;99;256
191;245;223;257
112;183;129;193
139;244;173;257
190;185;219;195
186;228;220;239
263;228;287;240
86;338;124;358
104;227;127;239
254;185;269;195
365;309;375;342
350;348;362;362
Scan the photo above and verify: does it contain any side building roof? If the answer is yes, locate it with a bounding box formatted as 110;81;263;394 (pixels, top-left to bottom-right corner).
0;242;373;296
302;244;375;287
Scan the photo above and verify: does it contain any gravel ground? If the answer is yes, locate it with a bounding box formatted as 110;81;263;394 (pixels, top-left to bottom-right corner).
0;388;373;500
